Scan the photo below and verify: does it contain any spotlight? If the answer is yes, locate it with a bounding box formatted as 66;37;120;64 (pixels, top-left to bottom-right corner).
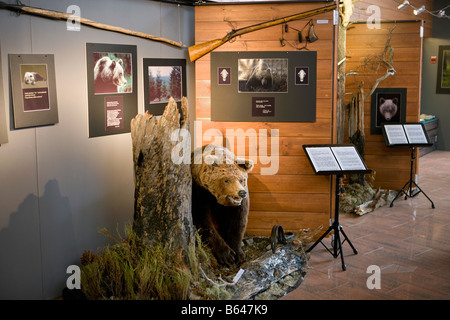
438;9;446;17
414;5;425;15
397;0;409;11
280;38;286;47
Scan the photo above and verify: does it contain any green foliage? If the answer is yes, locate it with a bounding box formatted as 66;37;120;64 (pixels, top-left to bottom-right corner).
80;223;223;300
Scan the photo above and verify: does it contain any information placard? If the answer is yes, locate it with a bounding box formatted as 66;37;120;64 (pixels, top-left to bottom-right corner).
303;144;371;175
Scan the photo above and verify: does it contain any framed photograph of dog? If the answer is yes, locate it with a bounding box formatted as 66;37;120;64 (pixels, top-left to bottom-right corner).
9;53;58;129
370;87;407;134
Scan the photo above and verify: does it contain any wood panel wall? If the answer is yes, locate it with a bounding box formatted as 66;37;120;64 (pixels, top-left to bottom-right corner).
345;21;423;190
194;2;337;235
351;0;433;37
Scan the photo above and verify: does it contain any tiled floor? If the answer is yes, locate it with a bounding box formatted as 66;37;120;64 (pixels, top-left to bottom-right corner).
282;150;450;300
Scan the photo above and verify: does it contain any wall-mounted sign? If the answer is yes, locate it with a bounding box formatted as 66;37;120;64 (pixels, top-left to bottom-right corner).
9;53;59;129
211;51;317;122
86;43;137;138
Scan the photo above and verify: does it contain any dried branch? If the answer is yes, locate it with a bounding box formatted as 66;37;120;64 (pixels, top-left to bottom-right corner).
364;25;397;100
199;266;237;288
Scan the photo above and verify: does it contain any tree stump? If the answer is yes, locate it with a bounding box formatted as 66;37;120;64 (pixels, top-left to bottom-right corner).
130;97;193;254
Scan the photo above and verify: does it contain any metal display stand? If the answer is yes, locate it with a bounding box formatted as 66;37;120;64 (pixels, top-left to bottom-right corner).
381;123;434;209
303;144;372;271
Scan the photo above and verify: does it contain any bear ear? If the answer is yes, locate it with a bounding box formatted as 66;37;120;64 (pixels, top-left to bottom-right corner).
392;97;398;104
110;60;116;69
379;97;385;104
237;158;254;172
204;154;220;166
118;59;124;66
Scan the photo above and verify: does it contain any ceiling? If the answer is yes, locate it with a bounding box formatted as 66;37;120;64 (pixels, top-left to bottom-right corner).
153;0;333;6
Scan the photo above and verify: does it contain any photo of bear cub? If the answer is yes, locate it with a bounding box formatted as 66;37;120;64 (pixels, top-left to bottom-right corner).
191;145;253;266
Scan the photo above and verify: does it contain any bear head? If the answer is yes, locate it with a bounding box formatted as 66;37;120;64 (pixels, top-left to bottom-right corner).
192;146;254;207
379;97;398;121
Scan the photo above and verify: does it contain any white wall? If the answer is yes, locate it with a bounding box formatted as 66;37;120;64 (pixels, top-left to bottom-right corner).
0;0;195;299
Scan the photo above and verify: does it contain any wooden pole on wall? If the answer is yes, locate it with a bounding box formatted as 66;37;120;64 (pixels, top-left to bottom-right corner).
0;1;184;48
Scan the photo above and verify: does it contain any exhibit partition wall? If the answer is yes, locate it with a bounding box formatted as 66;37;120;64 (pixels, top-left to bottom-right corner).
0;0;195;299
345;21;424;190
194;2;338;235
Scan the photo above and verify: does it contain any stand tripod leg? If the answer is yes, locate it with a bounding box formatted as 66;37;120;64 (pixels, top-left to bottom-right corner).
339;226;358;254
411;181;435;209
334;227;346;271
306;225;333;253
390;180;410;207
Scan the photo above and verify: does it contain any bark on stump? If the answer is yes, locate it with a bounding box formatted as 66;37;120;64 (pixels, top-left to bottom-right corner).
131;97;193;254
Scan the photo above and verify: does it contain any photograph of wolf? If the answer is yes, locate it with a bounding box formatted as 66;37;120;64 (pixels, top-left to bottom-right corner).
238;58;288;93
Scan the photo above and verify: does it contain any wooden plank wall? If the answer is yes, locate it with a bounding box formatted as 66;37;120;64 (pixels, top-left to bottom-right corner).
194;2;337;235
345;21;423;189
351;0;433;37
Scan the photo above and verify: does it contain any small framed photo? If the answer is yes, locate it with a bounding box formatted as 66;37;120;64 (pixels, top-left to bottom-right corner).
295;67;309;85
143;58;186;116
436;45;450;94
370;88;407;134
9;54;59;129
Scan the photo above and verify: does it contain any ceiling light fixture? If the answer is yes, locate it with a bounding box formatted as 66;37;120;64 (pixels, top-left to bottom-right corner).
414;5;426;15
397;0;410;11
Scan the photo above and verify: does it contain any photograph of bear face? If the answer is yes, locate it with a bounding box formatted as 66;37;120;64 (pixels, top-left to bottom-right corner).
376;93;401;127
20;64;48;88
93;52;132;94
238;58;288;93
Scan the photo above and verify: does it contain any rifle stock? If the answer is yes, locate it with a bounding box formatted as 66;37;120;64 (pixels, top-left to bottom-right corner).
188;3;337;62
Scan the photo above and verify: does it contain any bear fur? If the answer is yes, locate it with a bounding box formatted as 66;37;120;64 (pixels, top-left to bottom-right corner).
379;97;398;121
24;72;46;85
93;56;127;94
245;61;273;91
191;145;253;266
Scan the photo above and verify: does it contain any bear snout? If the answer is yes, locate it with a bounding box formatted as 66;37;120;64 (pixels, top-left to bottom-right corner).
238;190;247;198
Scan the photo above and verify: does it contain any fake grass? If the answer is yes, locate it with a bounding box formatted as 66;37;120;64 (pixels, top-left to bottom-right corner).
80;223;223;300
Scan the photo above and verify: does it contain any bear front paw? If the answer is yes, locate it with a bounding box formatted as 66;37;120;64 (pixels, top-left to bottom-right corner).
215;244;236;266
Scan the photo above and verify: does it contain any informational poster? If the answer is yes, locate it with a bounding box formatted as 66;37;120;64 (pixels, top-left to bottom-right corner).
252;97;275;117
211;51;317;122
86;43;137;138
382;123;431;147
105;96;124;131
303;144;370;175
9;54;59;129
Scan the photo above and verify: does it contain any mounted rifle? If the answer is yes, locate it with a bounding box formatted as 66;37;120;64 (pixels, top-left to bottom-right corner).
188;3;338;62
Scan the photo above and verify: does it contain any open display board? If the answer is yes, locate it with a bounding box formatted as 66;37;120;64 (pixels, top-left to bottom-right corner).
303;144;371;175
381;123;434;208
303;144;371;270
381;123;433;147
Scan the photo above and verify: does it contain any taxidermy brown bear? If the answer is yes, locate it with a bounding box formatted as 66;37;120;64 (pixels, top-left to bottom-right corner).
191;145;253;266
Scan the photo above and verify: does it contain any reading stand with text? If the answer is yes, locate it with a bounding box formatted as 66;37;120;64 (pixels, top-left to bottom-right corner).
303;144;371;271
381;123;434;208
